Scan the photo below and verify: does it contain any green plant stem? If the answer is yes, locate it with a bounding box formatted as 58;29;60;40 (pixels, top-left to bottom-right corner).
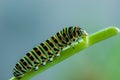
9;26;119;80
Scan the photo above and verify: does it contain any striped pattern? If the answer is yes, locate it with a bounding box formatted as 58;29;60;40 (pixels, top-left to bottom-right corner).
13;26;88;79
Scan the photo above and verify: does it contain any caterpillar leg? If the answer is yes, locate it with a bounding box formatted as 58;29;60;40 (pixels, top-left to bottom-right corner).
47;52;54;62
41;57;47;66
55;50;61;57
52;47;61;57
42;60;46;65
33;62;40;71
49;57;53;62
33;66;39;71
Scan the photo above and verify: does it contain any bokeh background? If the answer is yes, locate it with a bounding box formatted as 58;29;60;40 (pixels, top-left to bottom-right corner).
0;0;120;80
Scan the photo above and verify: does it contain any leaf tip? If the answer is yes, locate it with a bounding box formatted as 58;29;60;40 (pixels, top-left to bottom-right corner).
109;26;120;33
115;27;120;33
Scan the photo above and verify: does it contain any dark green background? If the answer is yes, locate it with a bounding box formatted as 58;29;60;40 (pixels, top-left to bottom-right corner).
0;0;120;80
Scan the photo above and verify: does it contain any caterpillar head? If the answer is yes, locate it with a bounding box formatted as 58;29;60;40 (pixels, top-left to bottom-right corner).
76;26;88;38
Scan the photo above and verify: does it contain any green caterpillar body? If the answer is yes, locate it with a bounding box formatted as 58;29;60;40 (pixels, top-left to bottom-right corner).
13;26;88;79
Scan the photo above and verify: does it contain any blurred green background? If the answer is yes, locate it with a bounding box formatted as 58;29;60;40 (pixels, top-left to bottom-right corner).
0;0;120;80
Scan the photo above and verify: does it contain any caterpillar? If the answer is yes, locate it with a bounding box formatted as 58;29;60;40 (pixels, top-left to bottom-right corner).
13;26;88;79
